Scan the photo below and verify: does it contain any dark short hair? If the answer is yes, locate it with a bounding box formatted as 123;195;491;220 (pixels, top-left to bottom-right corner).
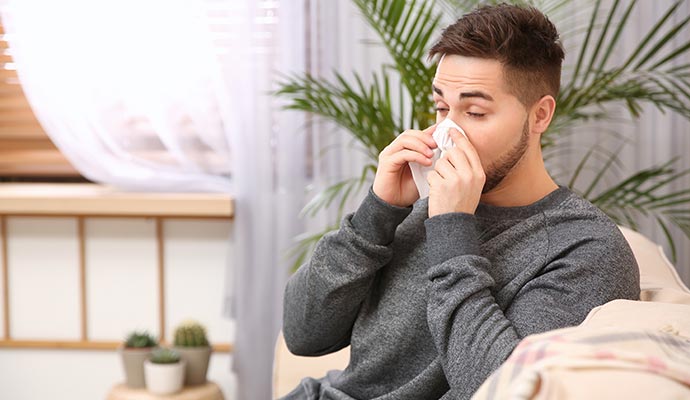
429;3;564;107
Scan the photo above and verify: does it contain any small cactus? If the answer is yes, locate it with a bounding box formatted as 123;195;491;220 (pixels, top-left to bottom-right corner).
149;347;181;364
173;320;209;347
125;331;158;348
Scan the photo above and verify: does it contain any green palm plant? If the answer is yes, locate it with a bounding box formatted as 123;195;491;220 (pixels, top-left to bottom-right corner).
276;0;690;269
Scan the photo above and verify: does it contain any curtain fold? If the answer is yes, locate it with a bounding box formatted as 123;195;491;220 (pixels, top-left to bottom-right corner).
2;0;232;192
4;1;309;398
218;1;307;398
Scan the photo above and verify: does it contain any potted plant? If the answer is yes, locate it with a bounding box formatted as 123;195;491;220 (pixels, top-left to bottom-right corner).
172;320;212;386
119;330;158;388
144;347;186;395
276;0;690;270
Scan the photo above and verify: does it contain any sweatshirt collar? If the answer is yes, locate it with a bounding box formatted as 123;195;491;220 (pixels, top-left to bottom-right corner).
475;185;572;220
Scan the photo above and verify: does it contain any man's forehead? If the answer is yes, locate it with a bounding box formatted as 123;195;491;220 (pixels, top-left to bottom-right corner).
433;54;505;94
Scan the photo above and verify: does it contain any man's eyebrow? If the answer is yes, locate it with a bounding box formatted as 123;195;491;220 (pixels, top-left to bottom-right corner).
432;85;494;102
432;84;443;97
460;91;494;102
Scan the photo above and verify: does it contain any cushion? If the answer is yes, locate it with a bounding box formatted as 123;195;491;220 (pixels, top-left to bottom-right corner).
272;332;350;398
471;300;690;400
618;226;690;304
470;227;690;400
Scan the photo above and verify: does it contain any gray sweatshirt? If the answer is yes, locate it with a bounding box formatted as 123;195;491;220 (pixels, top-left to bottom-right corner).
281;186;640;400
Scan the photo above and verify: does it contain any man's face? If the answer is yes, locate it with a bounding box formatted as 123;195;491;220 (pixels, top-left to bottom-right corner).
432;54;531;193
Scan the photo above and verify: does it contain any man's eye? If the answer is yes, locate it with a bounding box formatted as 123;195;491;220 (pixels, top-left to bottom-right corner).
467;112;485;118
435;107;449;113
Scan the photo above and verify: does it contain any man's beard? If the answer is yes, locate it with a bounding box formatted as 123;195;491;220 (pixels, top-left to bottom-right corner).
482;119;530;193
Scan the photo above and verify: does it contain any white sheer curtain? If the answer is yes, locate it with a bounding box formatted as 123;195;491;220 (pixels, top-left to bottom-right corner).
302;1;400;225
216;1;308;399
4;0;310;398
2;0;232;192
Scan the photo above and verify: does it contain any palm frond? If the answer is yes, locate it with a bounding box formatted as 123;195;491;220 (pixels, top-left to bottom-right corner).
438;0;573;23
561;136;690;263
288;165;376;272
545;142;625;183
276;0;690;272
275;70;400;159
352;0;440;128
584;157;690;262
557;0;690;128
438;0;484;16
300;164;376;218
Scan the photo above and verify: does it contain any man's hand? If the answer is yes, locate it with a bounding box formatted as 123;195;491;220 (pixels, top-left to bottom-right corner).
372;124;438;208
427;128;485;217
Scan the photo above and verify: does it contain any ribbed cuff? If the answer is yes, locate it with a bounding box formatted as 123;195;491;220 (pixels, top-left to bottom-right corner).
424;212;480;265
350;187;413;245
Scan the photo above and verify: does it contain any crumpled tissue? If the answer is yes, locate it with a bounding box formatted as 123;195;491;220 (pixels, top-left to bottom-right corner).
409;118;467;198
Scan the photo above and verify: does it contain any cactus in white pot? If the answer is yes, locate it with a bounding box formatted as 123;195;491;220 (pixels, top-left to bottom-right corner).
144;347;185;395
173;320;212;386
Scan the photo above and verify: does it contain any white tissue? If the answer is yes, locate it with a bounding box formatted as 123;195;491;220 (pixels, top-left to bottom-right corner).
409;118;468;198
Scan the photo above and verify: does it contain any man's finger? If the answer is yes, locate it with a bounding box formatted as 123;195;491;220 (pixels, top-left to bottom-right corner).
389;135;435;157
423;123;438;135
444;146;471;173
450;129;482;172
426;170;439;186
388;149;433;167
409;127;438;149
434;157;456;179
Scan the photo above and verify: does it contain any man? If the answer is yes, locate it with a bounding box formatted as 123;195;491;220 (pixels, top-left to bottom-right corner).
281;4;640;400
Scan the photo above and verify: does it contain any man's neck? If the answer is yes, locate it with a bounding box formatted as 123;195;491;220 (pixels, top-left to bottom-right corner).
480;149;558;208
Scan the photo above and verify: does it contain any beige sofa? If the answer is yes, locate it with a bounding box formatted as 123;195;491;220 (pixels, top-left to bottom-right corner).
273;227;690;399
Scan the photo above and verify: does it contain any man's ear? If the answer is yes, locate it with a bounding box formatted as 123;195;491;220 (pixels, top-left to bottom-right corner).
530;95;556;135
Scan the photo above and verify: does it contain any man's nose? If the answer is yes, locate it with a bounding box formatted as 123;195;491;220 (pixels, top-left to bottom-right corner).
444;111;461;126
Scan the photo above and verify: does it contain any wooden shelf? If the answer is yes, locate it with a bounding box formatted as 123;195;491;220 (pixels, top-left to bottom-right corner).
0;183;233;218
0;340;232;353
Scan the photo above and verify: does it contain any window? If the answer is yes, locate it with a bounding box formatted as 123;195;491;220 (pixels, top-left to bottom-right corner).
0;18;83;181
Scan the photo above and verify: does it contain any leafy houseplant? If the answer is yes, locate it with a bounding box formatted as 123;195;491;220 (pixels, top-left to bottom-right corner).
277;0;690;270
119;331;158;388
173;320;212;386
144;347;186;395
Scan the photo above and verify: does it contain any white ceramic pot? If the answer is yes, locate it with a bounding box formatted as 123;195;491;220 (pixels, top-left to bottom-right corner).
143;359;186;395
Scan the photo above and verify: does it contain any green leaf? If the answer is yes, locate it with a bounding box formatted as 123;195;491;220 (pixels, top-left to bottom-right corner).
353;0;439;128
276;0;690;273
557;0;690;127
632;1;687;69
275;70;400;158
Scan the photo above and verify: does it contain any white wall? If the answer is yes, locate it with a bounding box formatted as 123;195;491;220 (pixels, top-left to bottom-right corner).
0;217;236;400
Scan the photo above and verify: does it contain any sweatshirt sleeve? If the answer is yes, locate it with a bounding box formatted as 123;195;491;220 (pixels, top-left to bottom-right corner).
424;212;640;399
282;188;412;356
